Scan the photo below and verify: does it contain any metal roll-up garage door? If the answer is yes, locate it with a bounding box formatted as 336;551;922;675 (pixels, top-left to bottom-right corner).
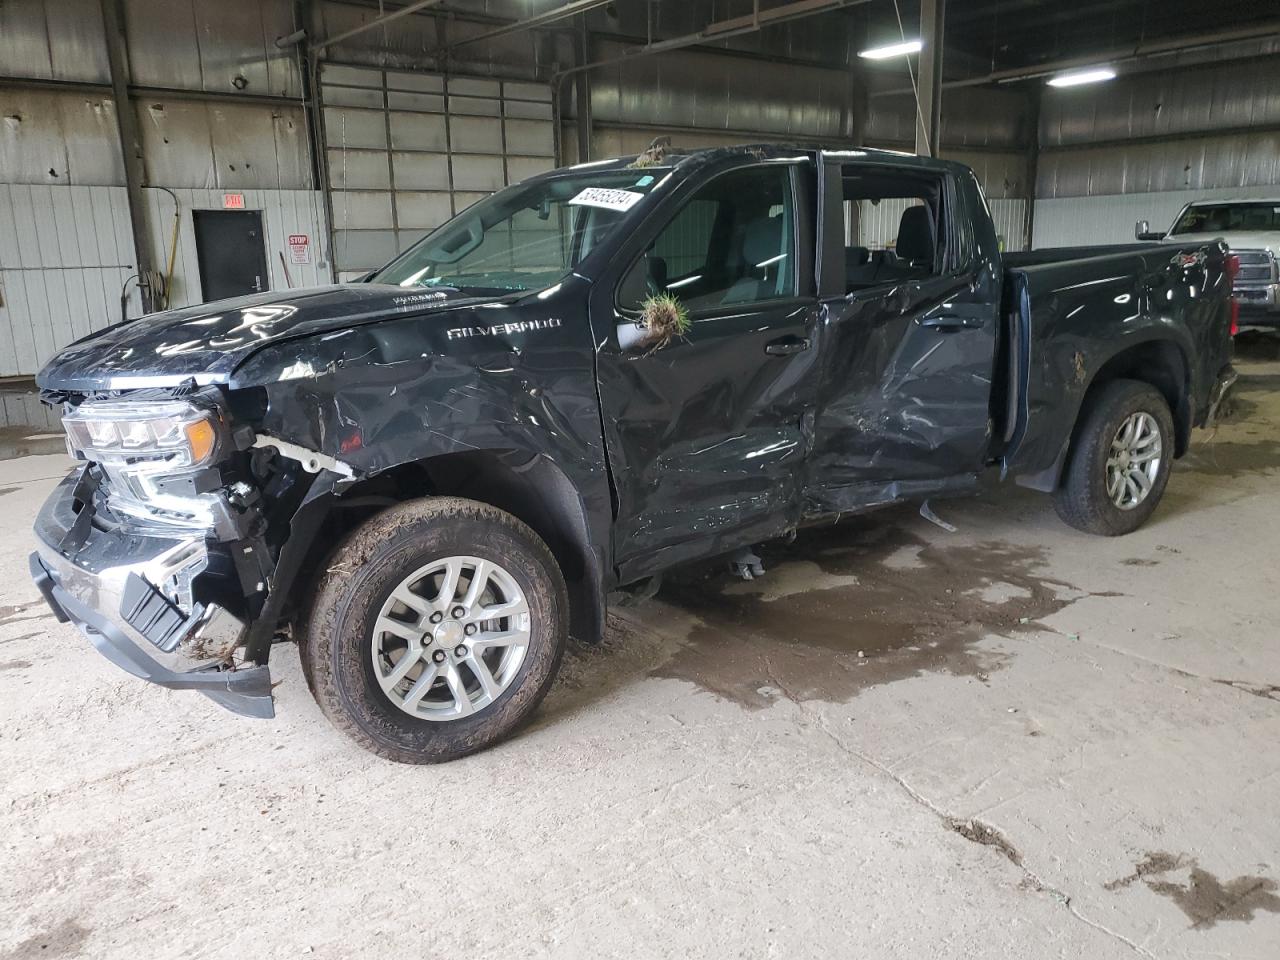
320;65;557;280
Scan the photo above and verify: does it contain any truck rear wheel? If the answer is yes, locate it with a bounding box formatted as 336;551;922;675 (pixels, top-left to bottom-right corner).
1053;379;1174;536
299;497;568;763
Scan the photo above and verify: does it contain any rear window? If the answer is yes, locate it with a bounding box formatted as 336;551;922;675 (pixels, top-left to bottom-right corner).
1170;202;1280;235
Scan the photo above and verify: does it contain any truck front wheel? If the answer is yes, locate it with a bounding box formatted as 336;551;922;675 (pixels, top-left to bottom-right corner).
299;497;568;763
1054;379;1175;536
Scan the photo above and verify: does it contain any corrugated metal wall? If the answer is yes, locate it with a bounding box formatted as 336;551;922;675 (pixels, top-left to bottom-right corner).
0;184;137;378
0;0;323;375
0;185;327;376
320;64;556;278
4;0;1277;363
143;188;330;308
1033;55;1280;247
569;43;1033;250
588;41;851;141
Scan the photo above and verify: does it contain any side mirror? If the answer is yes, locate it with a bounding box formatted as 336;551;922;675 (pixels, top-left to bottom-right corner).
1134;220;1163;241
616;317;648;351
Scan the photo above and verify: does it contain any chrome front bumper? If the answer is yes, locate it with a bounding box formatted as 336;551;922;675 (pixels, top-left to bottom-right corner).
1235;283;1279;321
30;470;274;718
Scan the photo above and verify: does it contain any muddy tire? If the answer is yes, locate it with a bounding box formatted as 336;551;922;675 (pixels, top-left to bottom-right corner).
299;497;567;763
1053;379;1175;536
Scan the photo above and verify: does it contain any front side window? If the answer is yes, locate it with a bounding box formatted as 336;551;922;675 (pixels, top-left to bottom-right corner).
372;169;669;294
1171;202;1280;235
618;165;797;312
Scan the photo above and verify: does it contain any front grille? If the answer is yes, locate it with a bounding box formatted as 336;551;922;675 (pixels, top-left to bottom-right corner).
1233;248;1278;290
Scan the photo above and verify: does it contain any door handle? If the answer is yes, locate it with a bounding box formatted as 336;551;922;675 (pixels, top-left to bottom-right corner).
764;335;810;356
918;315;984;332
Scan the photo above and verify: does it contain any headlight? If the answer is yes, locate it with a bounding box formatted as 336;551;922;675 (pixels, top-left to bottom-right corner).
63;400;220;468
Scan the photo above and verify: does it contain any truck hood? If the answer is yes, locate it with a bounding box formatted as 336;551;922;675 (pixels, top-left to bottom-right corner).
1161;231;1280;255
36;284;504;392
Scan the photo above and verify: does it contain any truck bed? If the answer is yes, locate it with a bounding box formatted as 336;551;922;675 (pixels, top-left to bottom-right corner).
998;239;1234;490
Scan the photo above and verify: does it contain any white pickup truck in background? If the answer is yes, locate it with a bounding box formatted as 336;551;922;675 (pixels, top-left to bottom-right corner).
1137;200;1280;327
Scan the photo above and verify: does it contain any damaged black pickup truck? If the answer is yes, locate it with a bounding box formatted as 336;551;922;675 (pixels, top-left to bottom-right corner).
31;145;1237;762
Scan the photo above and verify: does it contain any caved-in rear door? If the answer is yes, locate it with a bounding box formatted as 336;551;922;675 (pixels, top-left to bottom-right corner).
807;155;1002;515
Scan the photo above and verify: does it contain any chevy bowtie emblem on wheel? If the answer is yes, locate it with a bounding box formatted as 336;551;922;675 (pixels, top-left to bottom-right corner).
446;318;562;339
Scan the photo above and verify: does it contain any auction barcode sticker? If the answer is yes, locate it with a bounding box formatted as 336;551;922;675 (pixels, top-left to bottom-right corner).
568;188;644;212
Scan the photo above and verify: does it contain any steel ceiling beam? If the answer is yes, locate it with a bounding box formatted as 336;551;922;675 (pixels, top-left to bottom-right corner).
872;19;1280;95
443;0;617;51
555;0;876;79
915;0;945;157
99;0;157;315
0;75;305;108
312;0;450;51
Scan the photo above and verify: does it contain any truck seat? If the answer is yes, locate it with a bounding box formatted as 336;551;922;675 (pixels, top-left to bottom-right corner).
721;217;787;304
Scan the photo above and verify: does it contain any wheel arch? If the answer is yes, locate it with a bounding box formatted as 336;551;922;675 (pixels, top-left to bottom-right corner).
1014;335;1191;494
1081;339;1192;457
289;450;606;647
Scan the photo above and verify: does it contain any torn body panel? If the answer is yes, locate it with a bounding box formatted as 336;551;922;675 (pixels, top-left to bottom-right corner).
803;160;1003;517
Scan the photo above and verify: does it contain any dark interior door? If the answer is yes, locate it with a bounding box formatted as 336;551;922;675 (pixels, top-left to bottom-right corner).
193;210;269;302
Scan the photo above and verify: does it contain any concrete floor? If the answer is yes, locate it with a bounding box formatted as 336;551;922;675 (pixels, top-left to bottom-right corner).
3;338;1279;959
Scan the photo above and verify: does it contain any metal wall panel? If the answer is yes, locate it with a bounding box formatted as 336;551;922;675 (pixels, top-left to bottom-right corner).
594;0;856;67
589;41;850;140
1033;185;1280;249
867;89;1028;150
987;198;1028;252
1;91;125;186
313;0;559;80
1038;57;1280;201
320;66;555;275
942;150;1028;200
139;100;311;190
0;184;329;375
324;108;389;150
0;386;62;432
0;0;110;84
143;187;331;309
124;0;301;99
1041;59;1280;149
1038;131;1280;198
389;114;449;152
0;184;138;376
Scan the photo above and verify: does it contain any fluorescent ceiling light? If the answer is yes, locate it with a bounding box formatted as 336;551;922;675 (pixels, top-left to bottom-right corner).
858;39;922;60
1047;68;1116;87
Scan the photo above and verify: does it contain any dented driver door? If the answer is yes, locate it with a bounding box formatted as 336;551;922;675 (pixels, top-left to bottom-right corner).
591;160;822;584
805;154;1002;516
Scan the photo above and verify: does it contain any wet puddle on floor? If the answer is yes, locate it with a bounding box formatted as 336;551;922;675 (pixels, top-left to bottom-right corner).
1181;437;1280;477
650;518;1082;709
1106;852;1280;929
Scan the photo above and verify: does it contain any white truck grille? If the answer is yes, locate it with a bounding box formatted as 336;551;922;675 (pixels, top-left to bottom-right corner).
1233;248;1278;290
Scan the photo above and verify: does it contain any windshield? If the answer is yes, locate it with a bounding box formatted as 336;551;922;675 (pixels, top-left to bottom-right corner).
1170;202;1280;235
371;168;670;293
